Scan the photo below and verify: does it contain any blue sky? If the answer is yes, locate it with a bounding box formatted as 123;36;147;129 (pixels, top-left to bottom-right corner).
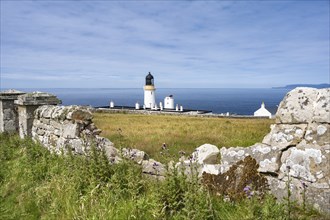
1;1;329;88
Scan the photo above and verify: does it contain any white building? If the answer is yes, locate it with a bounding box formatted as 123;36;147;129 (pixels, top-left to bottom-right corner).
254;102;272;118
164;95;175;109
144;72;156;108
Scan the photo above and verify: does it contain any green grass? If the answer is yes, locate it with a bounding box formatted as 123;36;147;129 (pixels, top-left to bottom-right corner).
0;133;325;220
93;113;273;161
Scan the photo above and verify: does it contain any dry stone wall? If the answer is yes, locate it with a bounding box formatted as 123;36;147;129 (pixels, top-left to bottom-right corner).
215;87;330;213
32;105;119;162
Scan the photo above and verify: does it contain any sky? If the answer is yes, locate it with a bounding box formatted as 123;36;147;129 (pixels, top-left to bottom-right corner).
0;0;329;89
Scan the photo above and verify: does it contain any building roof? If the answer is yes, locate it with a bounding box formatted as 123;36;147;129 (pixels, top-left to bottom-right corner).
254;102;271;117
146;72;154;80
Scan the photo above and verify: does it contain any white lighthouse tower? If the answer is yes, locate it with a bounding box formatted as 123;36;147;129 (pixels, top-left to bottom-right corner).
144;72;156;109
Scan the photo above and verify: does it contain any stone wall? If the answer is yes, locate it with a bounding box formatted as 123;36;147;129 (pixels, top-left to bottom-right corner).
215;87;330;213
31;105;119;162
0;90;25;133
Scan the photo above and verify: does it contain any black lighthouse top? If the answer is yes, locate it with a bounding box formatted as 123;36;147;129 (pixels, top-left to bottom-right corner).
145;72;154;86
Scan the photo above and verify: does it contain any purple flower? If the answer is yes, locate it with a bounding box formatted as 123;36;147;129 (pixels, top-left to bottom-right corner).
243;185;253;198
243;186;251;192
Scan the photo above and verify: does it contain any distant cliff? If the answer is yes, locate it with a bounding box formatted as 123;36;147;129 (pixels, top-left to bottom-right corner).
273;84;330;89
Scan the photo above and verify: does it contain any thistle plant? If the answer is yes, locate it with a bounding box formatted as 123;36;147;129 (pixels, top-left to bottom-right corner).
243;185;253;199
286;165;292;220
300;180;308;213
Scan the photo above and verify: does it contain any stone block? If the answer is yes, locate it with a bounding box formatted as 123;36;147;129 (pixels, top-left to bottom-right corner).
15;92;61;106
192;143;220;164
279;143;329;183
219;143;281;174
304;123;330;145
62;122;79;139
17;105;39;138
262;124;307;150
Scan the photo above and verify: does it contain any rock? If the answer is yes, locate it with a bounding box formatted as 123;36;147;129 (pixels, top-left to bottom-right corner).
70;109;93;122
142;159;166;176
276;87;318;124
219;143;280;174
278;143;329;183
219;146;248;173
266;176;330;214
313;88;330;123
121;148;148;164
62;122;79;139
262;124;307;150
304;123;330;145
68;139;84;154
56;137;69;154
42;106;55;118
202;164;221;175
192;143;220;164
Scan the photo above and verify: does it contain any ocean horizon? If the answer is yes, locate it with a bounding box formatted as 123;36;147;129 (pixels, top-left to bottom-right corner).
3;88;293;115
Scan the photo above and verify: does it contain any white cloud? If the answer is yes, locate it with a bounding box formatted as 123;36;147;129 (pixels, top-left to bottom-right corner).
1;1;329;88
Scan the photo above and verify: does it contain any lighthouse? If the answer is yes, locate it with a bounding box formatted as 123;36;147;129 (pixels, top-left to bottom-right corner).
144;72;156;108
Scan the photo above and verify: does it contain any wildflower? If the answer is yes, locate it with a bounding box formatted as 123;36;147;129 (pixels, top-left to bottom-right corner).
243;185;251;192
243;185;253;199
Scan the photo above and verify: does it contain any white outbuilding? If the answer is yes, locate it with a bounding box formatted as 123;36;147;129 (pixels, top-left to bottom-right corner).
164;95;175;109
254;102;272;118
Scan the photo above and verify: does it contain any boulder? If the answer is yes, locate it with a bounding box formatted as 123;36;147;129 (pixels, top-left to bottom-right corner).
276;87;318;124
192;143;220;164
313;88;330;123
142;159;166;176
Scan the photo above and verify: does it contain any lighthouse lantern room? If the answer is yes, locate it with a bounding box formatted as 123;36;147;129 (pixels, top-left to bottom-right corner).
144;72;156;108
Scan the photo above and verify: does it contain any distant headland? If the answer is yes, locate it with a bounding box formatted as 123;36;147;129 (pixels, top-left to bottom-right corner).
272;83;330;89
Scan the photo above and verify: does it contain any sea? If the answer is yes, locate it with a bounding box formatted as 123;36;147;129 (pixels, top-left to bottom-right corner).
15;88;292;115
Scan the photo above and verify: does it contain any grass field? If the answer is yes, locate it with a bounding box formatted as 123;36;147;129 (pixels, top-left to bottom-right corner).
93;113;273;161
1;133;323;219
